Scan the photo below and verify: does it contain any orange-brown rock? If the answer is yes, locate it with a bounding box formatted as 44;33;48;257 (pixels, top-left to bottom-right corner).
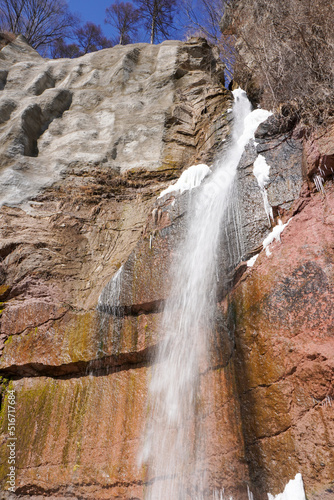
227;185;334;499
1;370;148;499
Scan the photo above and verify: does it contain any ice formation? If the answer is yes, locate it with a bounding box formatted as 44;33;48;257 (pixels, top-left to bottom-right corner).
158;163;211;198
247;254;259;267
253;154;273;221
263;219;290;256
267;473;306;500
236;103;272;150
253;154;270;189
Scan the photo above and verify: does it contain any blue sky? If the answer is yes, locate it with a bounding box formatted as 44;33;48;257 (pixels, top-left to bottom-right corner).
68;0;114;37
67;0;187;44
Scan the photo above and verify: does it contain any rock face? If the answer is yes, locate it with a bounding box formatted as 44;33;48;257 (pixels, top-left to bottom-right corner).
228;185;334;499
0;35;228;207
0;36;333;500
234;117;304;260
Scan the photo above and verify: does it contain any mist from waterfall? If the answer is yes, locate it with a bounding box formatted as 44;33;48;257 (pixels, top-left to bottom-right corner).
141;89;272;499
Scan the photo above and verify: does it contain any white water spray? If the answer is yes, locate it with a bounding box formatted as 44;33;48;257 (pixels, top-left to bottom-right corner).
141;89;271;499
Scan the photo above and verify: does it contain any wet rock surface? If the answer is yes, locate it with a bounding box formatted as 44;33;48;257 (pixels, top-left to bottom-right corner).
235;125;304;259
0;36;232;499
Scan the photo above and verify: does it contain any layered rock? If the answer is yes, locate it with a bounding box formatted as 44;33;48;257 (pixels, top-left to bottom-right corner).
97;117;333;499
0;35;228;207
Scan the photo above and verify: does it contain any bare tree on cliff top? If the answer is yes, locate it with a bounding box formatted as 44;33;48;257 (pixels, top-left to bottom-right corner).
76;22;113;54
105;1;139;45
0;0;77;50
134;0;176;44
51;37;82;58
183;0;227;43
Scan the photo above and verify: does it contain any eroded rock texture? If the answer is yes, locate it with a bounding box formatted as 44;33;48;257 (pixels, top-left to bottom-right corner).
0;35;333;500
0;35;228;207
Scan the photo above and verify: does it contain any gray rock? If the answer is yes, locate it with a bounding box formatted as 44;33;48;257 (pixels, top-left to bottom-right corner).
0;36;228;208
235;124;303;259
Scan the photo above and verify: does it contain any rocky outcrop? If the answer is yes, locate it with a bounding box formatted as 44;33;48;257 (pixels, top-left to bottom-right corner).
95;114;333;499
234;117;304;259
0;35;228;207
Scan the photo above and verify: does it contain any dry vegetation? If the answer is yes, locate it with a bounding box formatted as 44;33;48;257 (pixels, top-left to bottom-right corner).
0;30;16;50
223;0;334;128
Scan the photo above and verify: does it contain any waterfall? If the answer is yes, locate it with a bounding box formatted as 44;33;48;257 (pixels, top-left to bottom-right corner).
141;89;272;499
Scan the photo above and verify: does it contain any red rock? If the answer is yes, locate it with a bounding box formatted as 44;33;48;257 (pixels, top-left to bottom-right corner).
229;185;334;498
303;123;334;181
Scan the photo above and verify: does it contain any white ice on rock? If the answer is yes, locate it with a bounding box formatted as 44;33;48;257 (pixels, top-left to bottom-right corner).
253;154;270;189
235;95;272;150
263;218;290;256
247;253;259;267
253;154;274;221
210;473;306;500
158;89;272;201
158;163;211;198
268;473;306;500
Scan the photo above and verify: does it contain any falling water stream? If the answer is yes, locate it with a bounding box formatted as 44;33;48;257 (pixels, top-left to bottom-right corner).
141;89;272;500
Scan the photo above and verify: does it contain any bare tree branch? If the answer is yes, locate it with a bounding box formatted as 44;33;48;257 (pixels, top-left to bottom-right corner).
76;22;112;54
225;0;334;127
134;0;176;44
0;0;78;51
182;0;235;81
105;1;139;45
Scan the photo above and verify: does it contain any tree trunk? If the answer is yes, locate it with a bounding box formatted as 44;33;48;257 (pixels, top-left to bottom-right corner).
150;0;157;44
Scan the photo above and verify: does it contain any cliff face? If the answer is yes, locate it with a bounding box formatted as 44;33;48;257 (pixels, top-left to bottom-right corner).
0;36;231;499
0;36;333;500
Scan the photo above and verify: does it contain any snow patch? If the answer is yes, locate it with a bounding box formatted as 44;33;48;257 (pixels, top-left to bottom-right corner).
253;154;273;221
237;108;272;150
247;254;259;267
268;473;306;500
263;219;289;256
158;164;211;199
